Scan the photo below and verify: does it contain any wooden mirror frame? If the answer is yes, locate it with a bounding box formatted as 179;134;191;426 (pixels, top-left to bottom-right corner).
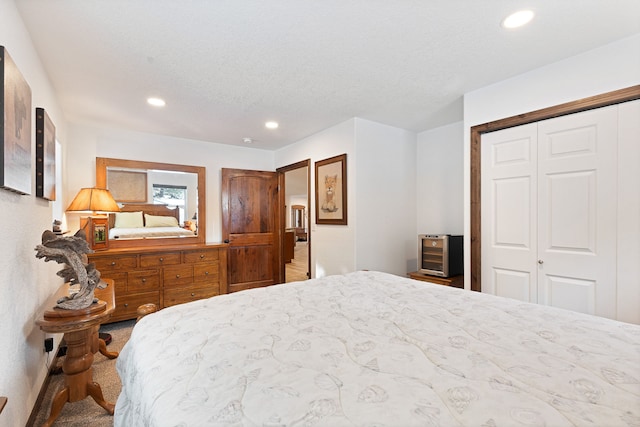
96;157;206;249
291;205;305;229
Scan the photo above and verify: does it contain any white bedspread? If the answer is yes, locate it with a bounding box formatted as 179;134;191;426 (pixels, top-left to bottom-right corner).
109;226;195;239
115;271;640;426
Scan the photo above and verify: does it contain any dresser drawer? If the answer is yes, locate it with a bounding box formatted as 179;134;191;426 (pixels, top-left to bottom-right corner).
92;255;137;272
113;291;160;320
128;269;160;292
140;252;181;268
184;249;219;264
194;264;219;283
102;272;127;294
163;265;194;286
163;286;219;307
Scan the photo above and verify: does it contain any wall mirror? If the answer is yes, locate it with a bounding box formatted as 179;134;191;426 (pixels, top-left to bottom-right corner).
96;157;206;248
291;204;307;241
292;205;305;228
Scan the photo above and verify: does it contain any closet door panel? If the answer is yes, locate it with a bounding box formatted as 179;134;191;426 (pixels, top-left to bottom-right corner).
617;100;640;324
545;170;596;252
481;124;538;301
492;268;532;301
537;106;618;318
543;275;596;315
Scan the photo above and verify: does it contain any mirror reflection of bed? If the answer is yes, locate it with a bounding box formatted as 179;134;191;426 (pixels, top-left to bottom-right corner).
108;203;196;240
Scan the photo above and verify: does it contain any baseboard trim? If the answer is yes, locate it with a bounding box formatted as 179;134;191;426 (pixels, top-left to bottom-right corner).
25;345;63;427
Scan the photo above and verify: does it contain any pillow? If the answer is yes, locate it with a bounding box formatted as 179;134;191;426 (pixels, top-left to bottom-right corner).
114;211;144;228
144;214;179;228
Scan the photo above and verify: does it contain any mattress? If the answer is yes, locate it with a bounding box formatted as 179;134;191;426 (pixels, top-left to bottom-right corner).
109;226;195;239
114;271;640;426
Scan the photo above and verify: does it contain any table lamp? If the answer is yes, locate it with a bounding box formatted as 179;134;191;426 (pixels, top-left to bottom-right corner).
66;187;120;250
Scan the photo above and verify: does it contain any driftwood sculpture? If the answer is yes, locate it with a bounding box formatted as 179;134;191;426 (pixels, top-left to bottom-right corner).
35;229;105;310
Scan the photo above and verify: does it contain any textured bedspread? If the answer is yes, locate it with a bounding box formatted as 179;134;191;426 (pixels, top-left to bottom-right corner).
115;271;640;426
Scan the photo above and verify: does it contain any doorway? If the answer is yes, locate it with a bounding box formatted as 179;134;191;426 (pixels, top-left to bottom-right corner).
277;160;310;283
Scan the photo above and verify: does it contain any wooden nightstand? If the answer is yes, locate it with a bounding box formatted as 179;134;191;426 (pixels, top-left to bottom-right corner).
408;271;464;288
36;279;118;427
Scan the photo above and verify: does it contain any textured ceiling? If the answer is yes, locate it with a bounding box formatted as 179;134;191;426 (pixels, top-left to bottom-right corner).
15;0;640;150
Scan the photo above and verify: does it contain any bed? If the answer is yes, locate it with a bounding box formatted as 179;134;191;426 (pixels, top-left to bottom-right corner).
114;271;640;426
108;203;195;239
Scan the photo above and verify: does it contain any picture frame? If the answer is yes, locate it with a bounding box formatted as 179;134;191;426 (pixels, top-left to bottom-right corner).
80;216;109;250
1;46;32;195
35;107;56;200
315;153;347;225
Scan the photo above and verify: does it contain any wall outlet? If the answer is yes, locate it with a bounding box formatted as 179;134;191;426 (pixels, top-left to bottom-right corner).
44;337;54;353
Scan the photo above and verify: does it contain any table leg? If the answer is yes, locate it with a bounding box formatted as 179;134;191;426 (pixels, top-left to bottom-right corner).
98;337;119;359
41;327;115;423
87;381;115;414
41;386;69;427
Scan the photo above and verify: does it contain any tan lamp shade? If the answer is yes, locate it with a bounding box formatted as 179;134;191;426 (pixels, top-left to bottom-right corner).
66;187;120;213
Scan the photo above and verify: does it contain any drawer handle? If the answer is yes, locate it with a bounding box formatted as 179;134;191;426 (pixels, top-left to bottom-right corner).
141;278;146;283
191;292;195;297
111;261;116;266
199;254;205;259
204;271;209;275
176;274;181;278
159;257;164;262
124;303;129;308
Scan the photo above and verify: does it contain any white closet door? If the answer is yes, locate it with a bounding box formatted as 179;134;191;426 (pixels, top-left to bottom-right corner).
536;106;617;318
481;123;538;302
482;105;619;319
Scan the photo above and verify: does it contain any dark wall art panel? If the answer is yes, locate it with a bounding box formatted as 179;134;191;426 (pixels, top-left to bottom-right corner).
36;107;56;200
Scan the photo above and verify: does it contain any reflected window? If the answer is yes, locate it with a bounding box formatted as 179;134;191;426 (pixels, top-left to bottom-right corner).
153;184;187;223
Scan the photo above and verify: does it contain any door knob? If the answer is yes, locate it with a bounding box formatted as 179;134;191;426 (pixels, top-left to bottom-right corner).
538;260;544;264
224;239;230;243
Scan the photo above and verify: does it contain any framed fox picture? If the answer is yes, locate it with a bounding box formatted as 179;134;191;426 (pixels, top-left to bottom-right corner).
315;153;347;225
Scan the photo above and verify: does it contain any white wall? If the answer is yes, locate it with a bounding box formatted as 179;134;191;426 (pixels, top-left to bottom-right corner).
64;123;275;242
416;121;464;237
276;118;418;278
275;119;357;278
0;2;68;425
354;118;417;275
463;34;640;306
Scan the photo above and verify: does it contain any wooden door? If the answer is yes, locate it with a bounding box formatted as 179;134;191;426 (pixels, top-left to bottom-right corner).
221;168;281;293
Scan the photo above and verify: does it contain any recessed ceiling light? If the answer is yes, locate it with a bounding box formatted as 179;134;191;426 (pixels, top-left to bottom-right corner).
265;121;279;129
502;10;534;29
147;97;166;107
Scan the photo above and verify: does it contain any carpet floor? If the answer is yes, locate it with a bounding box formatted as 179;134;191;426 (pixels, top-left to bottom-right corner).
32;319;135;427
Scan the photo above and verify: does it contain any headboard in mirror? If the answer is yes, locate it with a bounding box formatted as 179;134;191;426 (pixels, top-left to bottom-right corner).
96;157;206;249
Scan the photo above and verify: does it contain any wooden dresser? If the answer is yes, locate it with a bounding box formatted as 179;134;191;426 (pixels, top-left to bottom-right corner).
89;243;227;323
